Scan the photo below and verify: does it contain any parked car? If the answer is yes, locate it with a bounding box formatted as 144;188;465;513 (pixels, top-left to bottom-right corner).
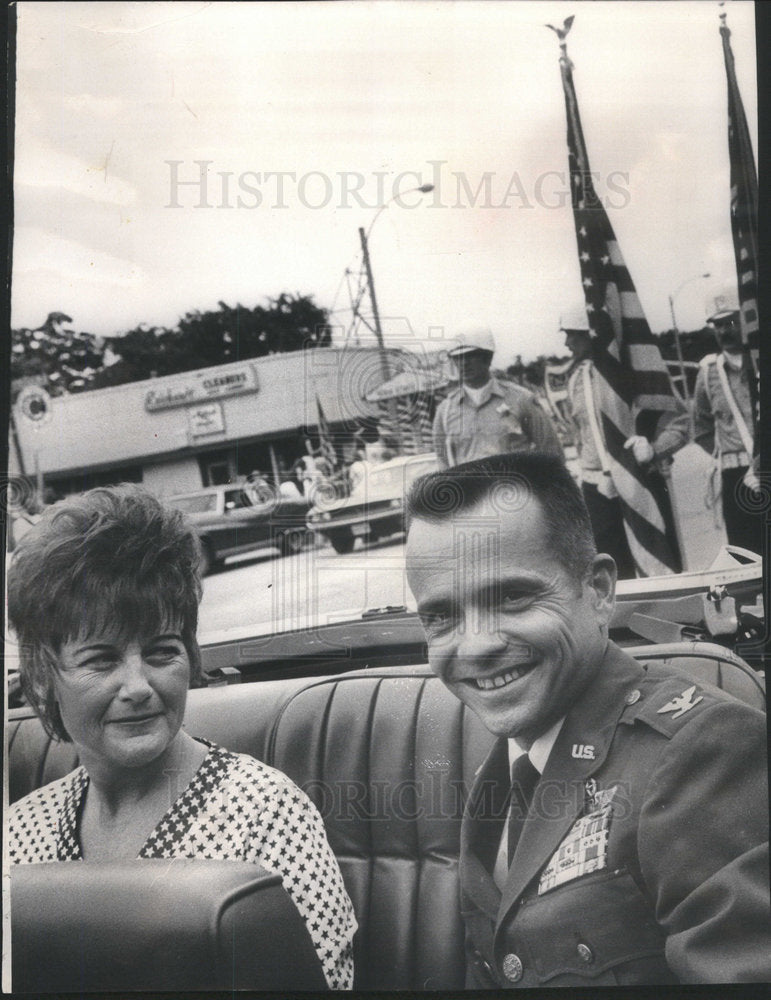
167;482;312;573
306;453;439;554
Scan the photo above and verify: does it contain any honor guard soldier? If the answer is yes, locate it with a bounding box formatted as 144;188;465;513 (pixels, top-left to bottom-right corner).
561;308;689;578
693;295;761;555
406;452;769;987
432;329;562;469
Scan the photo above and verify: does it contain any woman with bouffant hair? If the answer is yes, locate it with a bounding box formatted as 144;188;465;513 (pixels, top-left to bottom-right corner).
7;485;356;990
9;484;204;739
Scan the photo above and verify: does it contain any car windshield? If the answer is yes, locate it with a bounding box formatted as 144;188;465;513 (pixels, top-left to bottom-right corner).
368;460;436;492
169;494;218;515
224;489;251;510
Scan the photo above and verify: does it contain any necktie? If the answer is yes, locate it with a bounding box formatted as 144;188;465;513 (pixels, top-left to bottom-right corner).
507;754;540;867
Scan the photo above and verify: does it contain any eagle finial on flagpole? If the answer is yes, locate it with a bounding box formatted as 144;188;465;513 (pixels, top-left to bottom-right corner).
546;15;574;67
545;15;574;42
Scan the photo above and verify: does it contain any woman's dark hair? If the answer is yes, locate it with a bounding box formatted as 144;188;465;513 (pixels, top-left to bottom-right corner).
7;484;204;741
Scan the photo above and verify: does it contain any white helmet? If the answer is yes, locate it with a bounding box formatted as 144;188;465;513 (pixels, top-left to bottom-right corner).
559;306;590;332
447;328;495;357
706;290;740;324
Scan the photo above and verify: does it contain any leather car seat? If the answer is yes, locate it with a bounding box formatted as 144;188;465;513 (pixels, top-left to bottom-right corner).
10;860;326;992
7;643;764;991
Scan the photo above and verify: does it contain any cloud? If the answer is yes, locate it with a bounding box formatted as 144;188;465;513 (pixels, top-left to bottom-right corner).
12;226;147;289
14;143;138;207
75;1;214;37
11;1;758;355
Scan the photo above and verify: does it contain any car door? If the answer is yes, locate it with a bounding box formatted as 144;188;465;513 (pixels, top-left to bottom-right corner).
220;487;269;552
273;492;310;533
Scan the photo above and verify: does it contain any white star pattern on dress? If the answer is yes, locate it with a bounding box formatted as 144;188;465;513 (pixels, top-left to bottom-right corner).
8;741;356;990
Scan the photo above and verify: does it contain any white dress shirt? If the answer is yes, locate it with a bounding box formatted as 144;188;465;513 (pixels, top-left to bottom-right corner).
492;717;565;890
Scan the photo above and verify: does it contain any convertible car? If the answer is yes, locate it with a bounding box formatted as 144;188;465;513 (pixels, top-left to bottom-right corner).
306;452;438;553
7;547;765;991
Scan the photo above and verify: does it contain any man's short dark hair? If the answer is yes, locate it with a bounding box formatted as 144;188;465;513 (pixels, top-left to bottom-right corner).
406;451;597;580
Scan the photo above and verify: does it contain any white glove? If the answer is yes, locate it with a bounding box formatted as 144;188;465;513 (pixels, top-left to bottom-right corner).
624;435;654;465
743;468;760;493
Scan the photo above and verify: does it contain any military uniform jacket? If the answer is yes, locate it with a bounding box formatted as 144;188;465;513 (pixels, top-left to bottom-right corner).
460;643;770;987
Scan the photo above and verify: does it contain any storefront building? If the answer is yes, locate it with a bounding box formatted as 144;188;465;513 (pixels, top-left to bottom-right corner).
11;346;434;499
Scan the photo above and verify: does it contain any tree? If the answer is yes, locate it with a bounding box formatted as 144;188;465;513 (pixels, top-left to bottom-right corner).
502;355;555;390
174;293;331;367
656;327;720;363
11;312;105;397
11;294;333;397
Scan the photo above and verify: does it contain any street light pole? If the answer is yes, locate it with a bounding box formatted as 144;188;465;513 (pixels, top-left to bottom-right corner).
358;183;434;455
359;225;391;389
668;271;710;407
668;291;689;405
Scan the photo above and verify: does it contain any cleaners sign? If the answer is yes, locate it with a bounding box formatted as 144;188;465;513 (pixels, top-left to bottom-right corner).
144;365;259;412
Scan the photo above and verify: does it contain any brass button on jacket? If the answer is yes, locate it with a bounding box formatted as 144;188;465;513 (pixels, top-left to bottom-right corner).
502;953;524;982
576;942;594;964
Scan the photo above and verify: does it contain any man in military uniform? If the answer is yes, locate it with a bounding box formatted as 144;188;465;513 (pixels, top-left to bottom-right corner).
432;329;562;468
405;451;769;986
561;308;690;578
693;298;760;555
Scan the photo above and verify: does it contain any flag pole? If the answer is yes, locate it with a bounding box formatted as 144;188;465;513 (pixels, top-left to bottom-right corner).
659;463;688;572
718;8;759;384
550;14;683;576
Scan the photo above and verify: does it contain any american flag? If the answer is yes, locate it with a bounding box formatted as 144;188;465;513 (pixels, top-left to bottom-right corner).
315;393;340;472
719;11;759;378
553;21;681;576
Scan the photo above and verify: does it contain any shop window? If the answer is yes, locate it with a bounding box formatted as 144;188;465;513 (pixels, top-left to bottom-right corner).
207;462;231;486
47;466;143;499
198;451;233;486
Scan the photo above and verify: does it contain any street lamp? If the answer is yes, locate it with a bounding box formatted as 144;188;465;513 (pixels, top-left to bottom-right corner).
668;272;710;406
358;183;434;453
363;183;435;241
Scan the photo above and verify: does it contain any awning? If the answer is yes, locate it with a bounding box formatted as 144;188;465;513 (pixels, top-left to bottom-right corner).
363;368;450;402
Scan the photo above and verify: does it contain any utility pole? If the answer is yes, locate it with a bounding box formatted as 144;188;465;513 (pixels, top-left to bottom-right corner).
668;272;709;436
667;292;690;408
352;183;433;456
359;226;402;453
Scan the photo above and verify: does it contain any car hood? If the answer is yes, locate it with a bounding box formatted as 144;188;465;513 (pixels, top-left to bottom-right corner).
310;483;405;514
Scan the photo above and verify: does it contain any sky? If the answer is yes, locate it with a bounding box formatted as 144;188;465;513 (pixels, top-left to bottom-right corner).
11;1;758;366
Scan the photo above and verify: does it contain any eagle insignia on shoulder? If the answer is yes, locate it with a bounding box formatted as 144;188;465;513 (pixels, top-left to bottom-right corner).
657;685;703;720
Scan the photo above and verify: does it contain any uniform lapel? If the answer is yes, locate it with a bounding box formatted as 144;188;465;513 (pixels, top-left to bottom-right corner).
497;645;644;921
460;738;510;919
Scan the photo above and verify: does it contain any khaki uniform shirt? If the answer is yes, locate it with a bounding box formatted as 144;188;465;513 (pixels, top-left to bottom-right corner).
432;377;562;469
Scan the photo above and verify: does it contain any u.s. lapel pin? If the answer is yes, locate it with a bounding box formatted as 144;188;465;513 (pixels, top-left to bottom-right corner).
571;743;595;760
